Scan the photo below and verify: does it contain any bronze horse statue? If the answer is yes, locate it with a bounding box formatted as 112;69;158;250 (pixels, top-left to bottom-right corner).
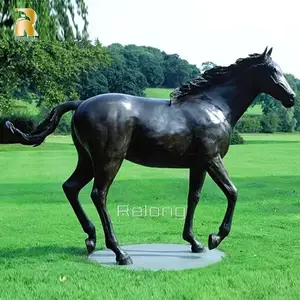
6;47;296;265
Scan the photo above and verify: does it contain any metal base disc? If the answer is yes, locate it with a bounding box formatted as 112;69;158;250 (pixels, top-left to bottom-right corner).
88;243;225;271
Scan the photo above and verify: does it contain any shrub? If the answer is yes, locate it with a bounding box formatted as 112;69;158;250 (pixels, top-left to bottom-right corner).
260;113;280;133
236;115;262;133
55;112;73;134
230;129;244;145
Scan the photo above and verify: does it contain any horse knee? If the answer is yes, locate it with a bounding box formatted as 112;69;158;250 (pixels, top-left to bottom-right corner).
91;188;106;204
62;181;79;199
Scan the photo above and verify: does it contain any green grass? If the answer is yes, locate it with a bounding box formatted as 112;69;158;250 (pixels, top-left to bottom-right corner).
1;133;300;299
145;88;263;115
145;88;173;99
246;104;262;115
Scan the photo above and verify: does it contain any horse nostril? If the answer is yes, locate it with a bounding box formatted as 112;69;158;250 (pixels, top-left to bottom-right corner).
291;93;296;101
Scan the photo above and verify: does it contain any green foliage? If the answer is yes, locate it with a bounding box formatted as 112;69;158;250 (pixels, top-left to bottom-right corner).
2;30;298;137
54;112;73;134
79;69;109;100
293;92;300;131
262;97;296;133
139;50;164;87
285;73;298;93
0;94;12;115
0;99;39;116
0;37;201;121
100;44;146;96
101;44;200;96
236;115;262;133
255;73;299;133
260;112;280;133
162;53;200;88
277;106;296;132
200;61;217;73
230;129;244;144
0;39;110;109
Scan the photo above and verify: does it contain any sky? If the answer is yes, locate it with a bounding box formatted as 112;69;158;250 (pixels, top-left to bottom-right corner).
84;0;300;78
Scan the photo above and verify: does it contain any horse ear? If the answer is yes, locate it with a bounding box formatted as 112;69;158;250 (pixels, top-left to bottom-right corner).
267;47;273;56
262;46;268;57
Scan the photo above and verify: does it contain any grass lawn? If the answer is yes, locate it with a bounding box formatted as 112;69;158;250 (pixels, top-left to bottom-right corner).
1;133;300;299
145;87;173;99
245;104;262;115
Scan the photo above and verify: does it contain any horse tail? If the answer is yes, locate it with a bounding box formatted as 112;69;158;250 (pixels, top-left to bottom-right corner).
5;100;82;147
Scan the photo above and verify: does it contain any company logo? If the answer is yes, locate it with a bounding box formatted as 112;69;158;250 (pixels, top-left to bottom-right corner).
117;205;187;220
14;8;38;38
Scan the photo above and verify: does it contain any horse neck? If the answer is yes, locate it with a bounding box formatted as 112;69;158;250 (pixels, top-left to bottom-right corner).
205;79;259;127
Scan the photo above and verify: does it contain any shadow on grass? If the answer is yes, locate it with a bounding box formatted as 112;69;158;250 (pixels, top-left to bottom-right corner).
0;244;219;264
0;245;88;262
0;143;74;152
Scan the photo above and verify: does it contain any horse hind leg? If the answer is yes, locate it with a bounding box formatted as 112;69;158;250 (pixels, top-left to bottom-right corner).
62;134;96;254
90;153;133;265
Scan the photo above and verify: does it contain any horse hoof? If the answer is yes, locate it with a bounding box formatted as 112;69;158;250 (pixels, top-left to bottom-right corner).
208;233;220;250
117;255;133;265
85;238;96;255
191;243;206;253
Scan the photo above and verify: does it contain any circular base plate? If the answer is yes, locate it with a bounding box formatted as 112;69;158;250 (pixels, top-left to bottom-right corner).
88;243;225;271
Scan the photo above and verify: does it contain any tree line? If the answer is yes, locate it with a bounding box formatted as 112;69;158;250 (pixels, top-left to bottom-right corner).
0;40;200;114
1;0;300;143
0;0;199;113
1;38;299;142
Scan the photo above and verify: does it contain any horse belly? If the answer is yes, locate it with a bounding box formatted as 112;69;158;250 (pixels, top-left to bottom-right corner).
125;135;194;168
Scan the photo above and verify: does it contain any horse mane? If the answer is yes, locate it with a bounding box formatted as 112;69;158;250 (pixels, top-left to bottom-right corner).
170;53;268;103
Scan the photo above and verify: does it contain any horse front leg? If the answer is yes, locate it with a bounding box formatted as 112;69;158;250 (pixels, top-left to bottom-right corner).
182;167;206;253
206;155;238;250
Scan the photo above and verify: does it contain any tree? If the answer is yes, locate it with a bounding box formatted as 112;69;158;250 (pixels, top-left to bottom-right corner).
162;53;200;88
285;73;298;93
259;74;298;132
102;44;148;96
0;39;110;113
79;69;109;100
138;51;164;87
200;61;216;73
292;91;300;130
260;112;280;133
